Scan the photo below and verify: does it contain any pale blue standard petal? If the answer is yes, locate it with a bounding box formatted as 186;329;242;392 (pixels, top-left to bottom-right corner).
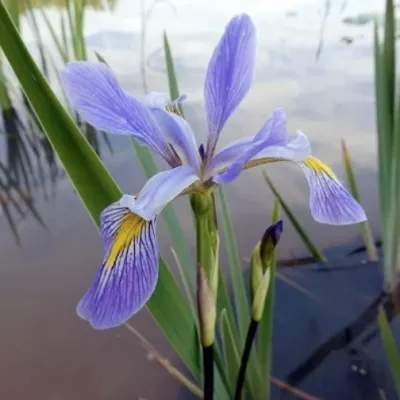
77;202;158;329
144;93;200;170
208;108;289;179
298;157;367;225
122;165;200;221
253;108;288;145
205;136;254;178
61;62;171;160
204;14;256;155
212;110;311;183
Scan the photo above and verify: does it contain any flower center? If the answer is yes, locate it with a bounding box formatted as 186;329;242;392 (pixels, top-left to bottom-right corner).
198;143;206;161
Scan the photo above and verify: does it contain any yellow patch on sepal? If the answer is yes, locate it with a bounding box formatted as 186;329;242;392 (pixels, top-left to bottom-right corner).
105;213;146;270
303;156;336;178
165;103;182;117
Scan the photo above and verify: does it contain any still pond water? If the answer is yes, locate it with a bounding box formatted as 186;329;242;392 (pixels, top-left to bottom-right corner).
0;0;397;398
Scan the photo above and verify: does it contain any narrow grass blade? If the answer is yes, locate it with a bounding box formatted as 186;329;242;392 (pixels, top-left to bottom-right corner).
171;246;196;319
389;0;400;289
163;31;182;112
66;0;79;60
0;6;231;397
378;306;400;395
100;131;114;154
25;0;49;76
39;8;69;63
258;200;280;398
374;0;400;289
3;0;19;29
216;187;261;396
216;186;249;343
383;0;395;122
262;171;326;262
0;52;11;109
60;12;70;60
73;0;87;60
220;308;241;393
341;139;377;261
94;50;107;64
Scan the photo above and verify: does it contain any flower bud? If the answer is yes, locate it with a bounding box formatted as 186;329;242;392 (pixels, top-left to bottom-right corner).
251;220;283;322
260;220;283;266
197;265;216;347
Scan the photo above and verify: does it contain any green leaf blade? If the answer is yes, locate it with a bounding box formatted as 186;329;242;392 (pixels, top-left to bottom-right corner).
262;171;326;263
378;306;400;396
0;5;230;398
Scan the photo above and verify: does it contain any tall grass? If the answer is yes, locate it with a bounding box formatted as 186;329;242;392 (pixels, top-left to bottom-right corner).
0;0;47;243
374;0;400;290
2;0;399;398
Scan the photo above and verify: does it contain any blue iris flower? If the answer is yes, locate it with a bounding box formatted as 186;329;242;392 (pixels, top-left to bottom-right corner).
60;14;366;329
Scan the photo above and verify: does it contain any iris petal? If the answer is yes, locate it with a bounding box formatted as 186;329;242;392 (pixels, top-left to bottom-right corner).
254;108;288;145
209;109;296;180
252;131;311;162
61;62;171;160
125;165;200;221
204;14;256;155
206;136;254;178
77;202;158;329
298;156;367;225
144;92;200;170
212;109;311;184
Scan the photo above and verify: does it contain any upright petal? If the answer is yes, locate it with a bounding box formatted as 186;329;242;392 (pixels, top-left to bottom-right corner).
298;157;367;225
212;106;311;185
122;166;200;221
144;92;200;170
204;14;256;156
208;109;291;179
252;131;311;162
77;201;158;329
206;136;254;178
61;62;171;160
254;108;288;145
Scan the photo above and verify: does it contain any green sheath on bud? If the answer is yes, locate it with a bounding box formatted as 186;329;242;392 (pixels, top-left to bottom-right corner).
197;265;217;347
251;269;271;322
250;220;283;322
250;241;263;299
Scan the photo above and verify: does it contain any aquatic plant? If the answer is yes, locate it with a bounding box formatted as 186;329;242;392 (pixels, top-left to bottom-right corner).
374;0;400;290
0;1;373;398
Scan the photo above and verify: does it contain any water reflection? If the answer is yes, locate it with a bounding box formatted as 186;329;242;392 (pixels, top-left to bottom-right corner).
20;0;118;12
1;0;399;399
0;98;53;244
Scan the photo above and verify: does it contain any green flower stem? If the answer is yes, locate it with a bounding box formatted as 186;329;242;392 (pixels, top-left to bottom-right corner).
203;345;214;400
234;319;258;400
191;193;215;275
191;192;217;400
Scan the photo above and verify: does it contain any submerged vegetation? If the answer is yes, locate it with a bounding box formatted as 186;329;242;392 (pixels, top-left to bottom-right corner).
0;0;400;399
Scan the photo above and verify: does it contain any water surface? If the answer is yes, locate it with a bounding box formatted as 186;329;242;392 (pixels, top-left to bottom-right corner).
0;0;394;398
